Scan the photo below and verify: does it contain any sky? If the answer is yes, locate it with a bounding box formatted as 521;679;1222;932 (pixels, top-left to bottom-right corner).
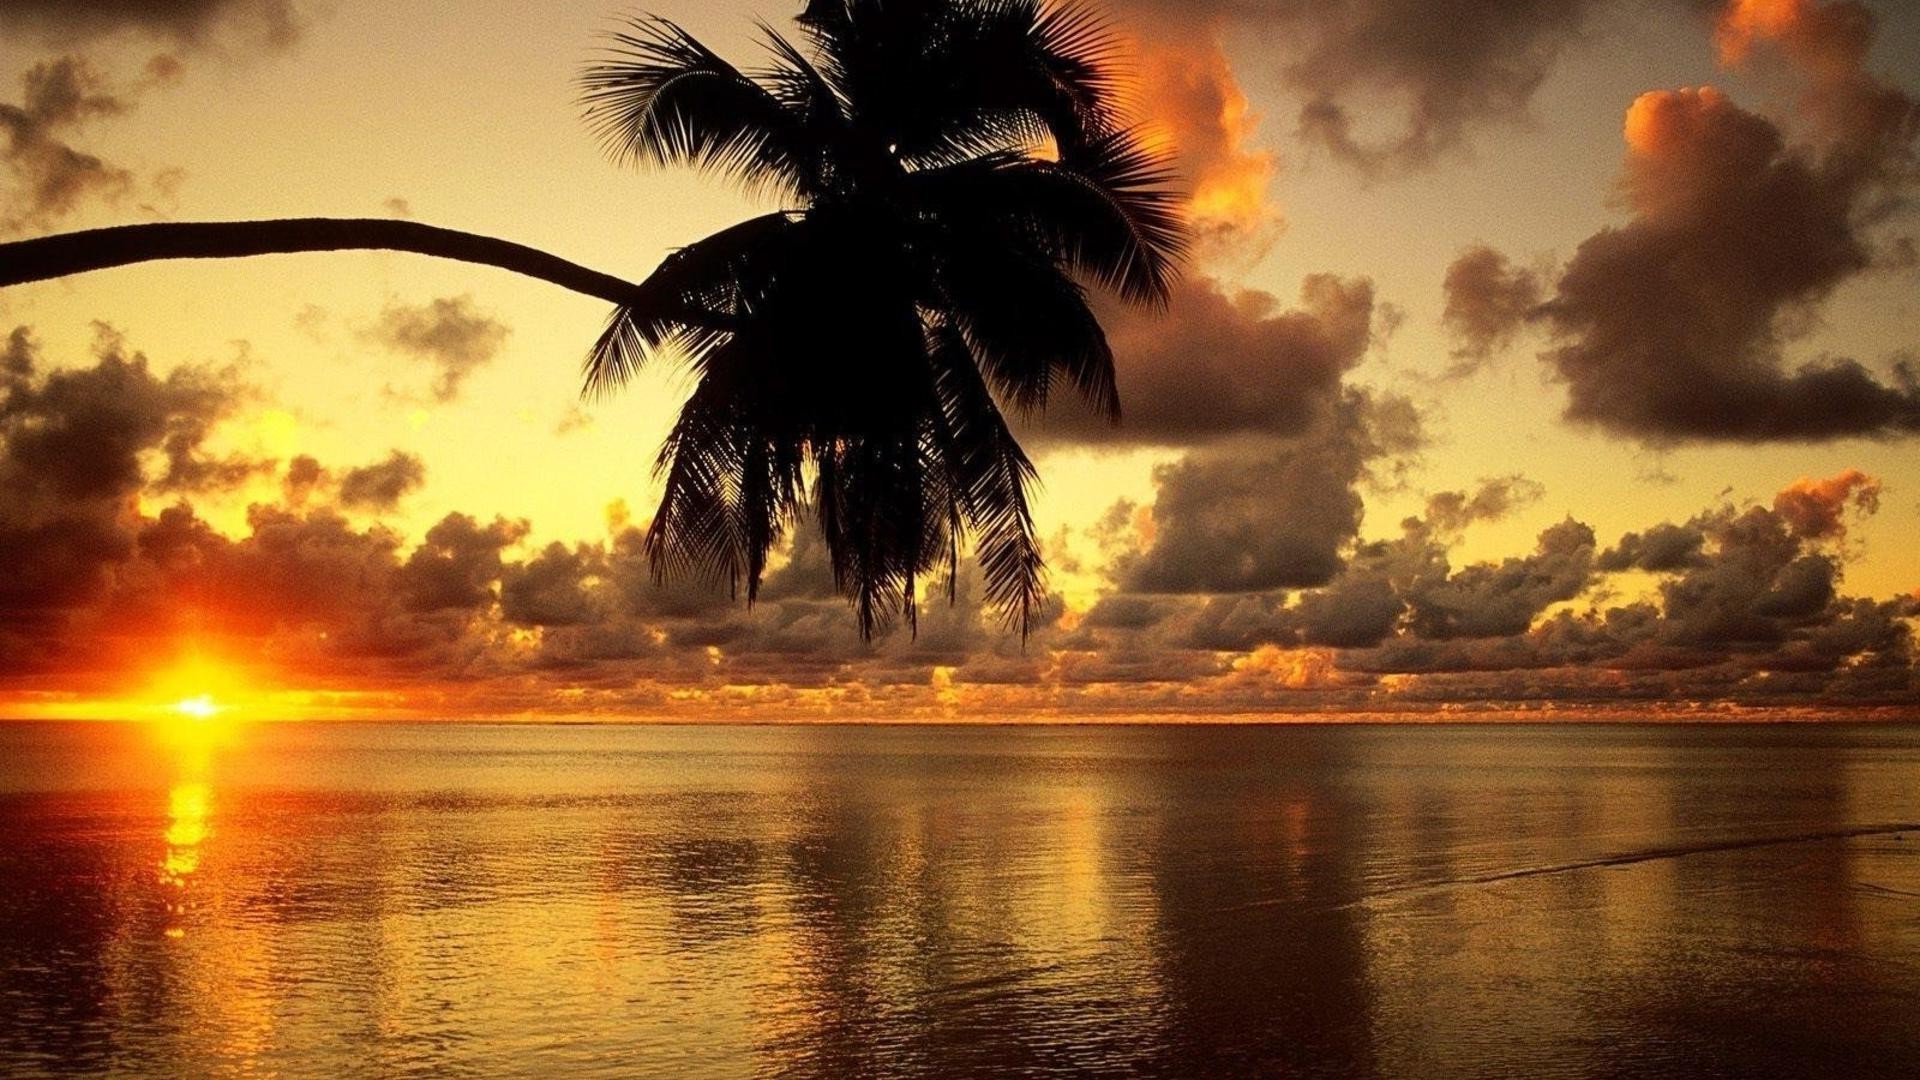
1;0;1917;720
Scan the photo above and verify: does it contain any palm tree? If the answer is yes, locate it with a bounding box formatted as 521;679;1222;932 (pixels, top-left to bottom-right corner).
0;0;1187;639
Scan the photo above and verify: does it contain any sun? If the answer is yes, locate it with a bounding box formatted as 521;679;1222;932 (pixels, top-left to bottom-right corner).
171;694;223;721
146;651;257;733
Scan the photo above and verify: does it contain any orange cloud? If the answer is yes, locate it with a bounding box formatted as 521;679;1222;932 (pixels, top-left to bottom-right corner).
1230;645;1339;690
1622;85;1732;158
1772;469;1882;541
1123;22;1279;261
1716;0;1813;65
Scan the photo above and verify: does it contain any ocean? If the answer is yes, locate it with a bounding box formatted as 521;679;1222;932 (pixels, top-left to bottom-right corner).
2;721;1917;1078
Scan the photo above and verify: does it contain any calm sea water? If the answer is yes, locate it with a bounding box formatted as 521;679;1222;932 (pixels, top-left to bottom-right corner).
1;722;1917;1079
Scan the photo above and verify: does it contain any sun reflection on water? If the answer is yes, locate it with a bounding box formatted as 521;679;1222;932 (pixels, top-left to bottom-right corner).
159;780;211;939
153;695;237;942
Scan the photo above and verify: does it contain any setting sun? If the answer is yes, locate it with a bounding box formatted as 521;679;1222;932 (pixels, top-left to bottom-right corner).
170;694;223;721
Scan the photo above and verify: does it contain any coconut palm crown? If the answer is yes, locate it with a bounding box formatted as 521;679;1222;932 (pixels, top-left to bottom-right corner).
578;0;1188;639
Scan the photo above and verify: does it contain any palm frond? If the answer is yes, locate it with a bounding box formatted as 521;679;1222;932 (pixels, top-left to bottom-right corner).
935;237;1118;420
581;212;797;398
928;322;1046;637
910;132;1188;305
580;17;818;198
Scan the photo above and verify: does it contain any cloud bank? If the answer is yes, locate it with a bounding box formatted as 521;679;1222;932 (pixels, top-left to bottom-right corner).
4;328;1908;719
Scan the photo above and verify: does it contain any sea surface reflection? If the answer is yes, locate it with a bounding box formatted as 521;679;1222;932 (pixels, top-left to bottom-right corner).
1;722;1917;1078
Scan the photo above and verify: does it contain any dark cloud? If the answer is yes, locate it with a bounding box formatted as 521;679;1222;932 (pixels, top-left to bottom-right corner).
0;326;258;667
1287;476;1549;648
0;325;251;503
501;542;603;628
1119;387;1424;593
1334;472;1915;705
1596;521;1708;572
0;1;304;51
0;57;134;234
282;453;325;504
1402;518;1596;639
1421;474;1546;535
1177;476;1524;651
1294;573;1403;649
398;513;528;614
367;296;511;404
1030;274;1377;447
337;450;427;512
1440;246;1545;373
135;502;406;642
1278;0;1605;176
1048;464;1914;713
1534;3;1920;442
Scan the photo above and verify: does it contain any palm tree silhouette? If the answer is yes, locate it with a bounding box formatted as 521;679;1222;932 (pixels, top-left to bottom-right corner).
0;0;1187;639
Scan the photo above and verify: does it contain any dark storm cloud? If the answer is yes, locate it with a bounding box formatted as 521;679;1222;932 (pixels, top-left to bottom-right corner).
0;56;134;234
0;0;304;51
1030;274;1377;447
337;450;427;512
366;296;511;405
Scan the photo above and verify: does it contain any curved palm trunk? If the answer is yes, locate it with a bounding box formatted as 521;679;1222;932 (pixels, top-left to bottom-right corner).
0;219;639;303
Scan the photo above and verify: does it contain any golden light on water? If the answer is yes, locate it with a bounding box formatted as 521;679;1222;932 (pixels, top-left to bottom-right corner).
147;654;244;941
159;777;212;940
162;783;211;886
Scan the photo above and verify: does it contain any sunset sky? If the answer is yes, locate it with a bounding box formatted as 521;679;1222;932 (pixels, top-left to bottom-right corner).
2;0;1917;719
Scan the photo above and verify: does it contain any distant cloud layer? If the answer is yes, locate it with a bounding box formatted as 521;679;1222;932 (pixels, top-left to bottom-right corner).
3;328;1907;718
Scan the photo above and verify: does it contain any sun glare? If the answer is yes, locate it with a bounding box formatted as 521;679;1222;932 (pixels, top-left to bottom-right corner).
144;652;261;738
172;694;223;720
